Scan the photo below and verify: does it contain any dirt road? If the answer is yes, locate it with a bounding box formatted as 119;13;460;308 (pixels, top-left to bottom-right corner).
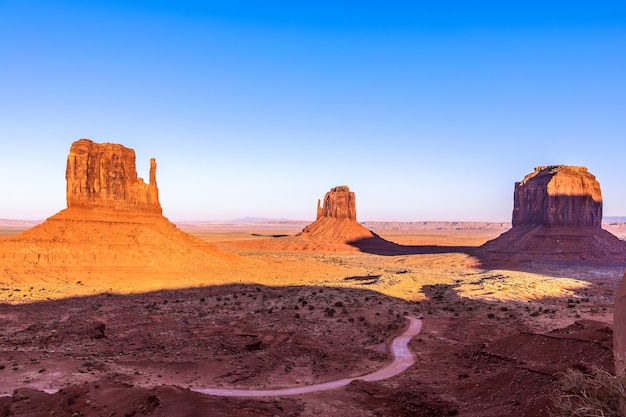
193;316;422;397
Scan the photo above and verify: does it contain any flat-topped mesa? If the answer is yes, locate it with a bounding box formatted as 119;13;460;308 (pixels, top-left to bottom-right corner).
512;165;602;228
66;139;161;213
317;185;356;221
477;164;626;264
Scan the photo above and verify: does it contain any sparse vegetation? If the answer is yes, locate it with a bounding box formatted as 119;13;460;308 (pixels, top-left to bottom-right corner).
549;367;626;417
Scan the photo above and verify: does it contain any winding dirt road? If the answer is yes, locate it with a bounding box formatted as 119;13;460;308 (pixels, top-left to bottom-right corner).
193;316;422;397
0;317;421;398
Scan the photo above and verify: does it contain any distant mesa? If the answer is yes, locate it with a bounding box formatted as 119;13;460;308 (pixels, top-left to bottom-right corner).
0;138;233;285
477;165;626;264
297;185;379;245
243;185;396;252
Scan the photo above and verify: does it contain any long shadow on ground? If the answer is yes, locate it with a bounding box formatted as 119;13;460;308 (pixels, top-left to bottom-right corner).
348;235;475;256
0;281;616;417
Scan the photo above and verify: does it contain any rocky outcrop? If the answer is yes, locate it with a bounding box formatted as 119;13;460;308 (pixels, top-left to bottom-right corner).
316;186;356;220
302;185;368;241
243;185;408;253
0;138;235;285
513;166;602;227
66;139;161;213
615;272;626;375
477;165;626;265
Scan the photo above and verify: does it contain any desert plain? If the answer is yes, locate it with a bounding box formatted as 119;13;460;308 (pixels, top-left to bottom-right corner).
1;219;625;417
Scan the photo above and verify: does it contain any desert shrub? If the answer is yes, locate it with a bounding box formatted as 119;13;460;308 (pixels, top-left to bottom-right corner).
549;366;626;417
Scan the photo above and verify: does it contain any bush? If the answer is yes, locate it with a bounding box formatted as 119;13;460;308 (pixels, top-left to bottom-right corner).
549;366;626;417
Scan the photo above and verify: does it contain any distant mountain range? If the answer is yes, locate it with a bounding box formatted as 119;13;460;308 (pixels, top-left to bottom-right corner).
604;216;626;223
3;217;626;228
229;217;292;223
0;219;42;228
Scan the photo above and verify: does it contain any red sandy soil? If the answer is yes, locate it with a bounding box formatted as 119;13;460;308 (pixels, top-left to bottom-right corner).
0;221;624;416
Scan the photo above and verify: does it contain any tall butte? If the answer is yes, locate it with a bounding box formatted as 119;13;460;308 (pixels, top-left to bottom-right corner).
245;185;398;252
65;139;161;213
300;185;371;243
477;165;626;264
0;138;236;288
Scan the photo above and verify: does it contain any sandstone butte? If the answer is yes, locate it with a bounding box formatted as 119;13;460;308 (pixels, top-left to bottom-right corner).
300;186;374;243
477;165;626;263
243;185;396;253
66;139;161;213
0;138;237;287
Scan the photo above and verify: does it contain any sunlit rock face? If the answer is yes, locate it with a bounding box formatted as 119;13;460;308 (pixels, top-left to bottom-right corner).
316;185;357;221
616;272;626;375
512;165;602;228
0;138;229;284
66;138;161;213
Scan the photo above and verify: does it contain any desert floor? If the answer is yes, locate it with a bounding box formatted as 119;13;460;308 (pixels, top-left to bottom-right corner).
0;221;624;416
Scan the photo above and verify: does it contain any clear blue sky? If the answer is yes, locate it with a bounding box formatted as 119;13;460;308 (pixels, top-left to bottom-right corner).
1;1;625;221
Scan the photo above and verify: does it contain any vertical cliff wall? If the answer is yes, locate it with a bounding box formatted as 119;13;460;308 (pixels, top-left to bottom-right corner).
512;165;602;227
317;185;357;221
65;139;161;213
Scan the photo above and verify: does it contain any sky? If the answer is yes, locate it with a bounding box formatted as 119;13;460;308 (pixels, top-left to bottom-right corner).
1;1;625;222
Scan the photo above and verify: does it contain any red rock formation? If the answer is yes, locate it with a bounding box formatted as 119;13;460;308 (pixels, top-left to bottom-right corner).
301;185;368;242
317;186;356;220
513;166;602;227
615;272;626;375
66;139;161;213
0;138;237;285
244;185;404;253
478;165;626;264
